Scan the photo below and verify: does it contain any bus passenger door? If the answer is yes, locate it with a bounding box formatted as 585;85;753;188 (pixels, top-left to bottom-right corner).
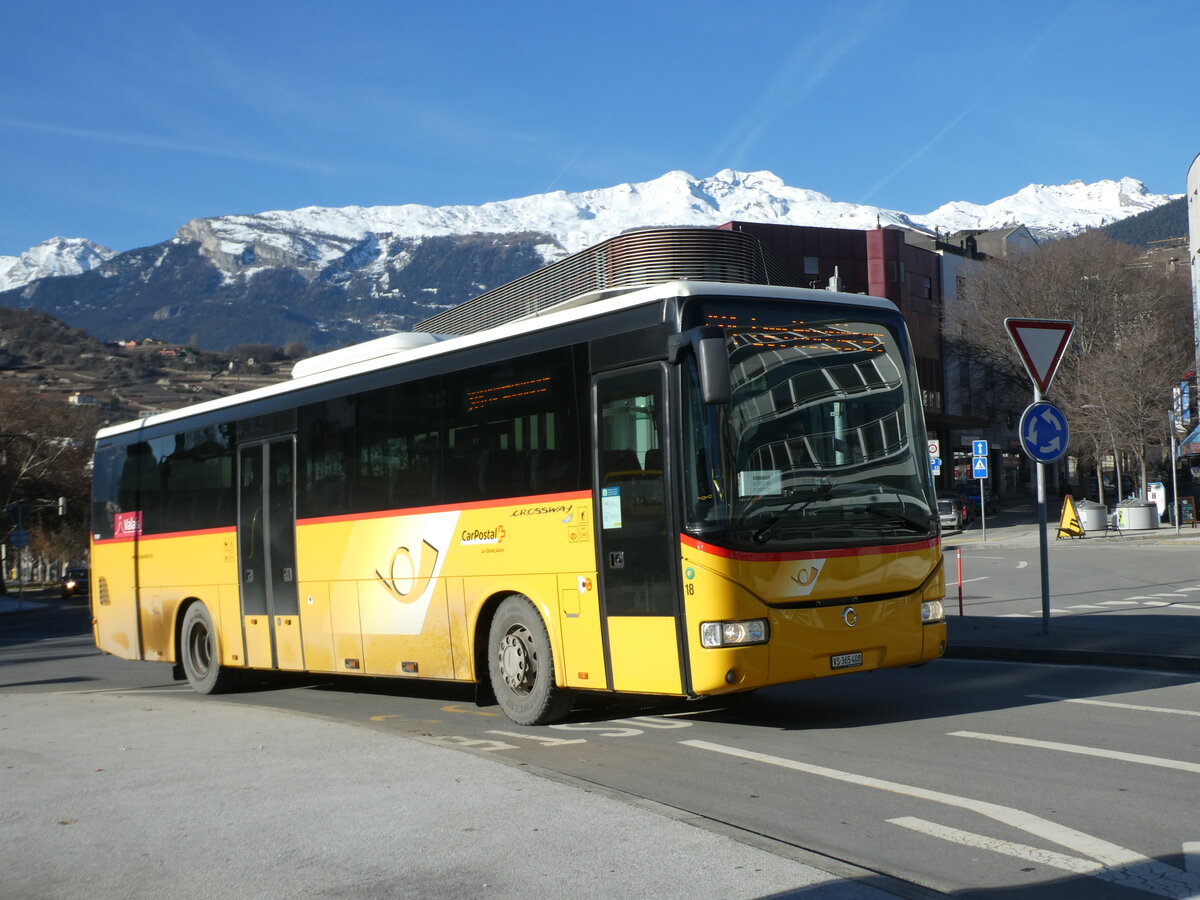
593;367;685;694
238;438;303;671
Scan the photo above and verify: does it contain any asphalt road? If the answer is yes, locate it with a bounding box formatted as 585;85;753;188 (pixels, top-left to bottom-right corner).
3;593;1199;899
948;538;1200;631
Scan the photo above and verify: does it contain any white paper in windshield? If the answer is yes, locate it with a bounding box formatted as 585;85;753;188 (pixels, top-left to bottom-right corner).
738;470;781;496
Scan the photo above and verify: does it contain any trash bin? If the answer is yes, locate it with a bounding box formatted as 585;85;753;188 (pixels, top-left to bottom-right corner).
1115;499;1159;530
1076;500;1108;534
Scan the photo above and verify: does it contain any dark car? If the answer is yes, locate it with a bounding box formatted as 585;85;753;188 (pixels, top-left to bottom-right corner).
962;487;999;515
61;567;89;599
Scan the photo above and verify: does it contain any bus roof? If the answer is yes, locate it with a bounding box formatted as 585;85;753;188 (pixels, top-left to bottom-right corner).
95;280;897;441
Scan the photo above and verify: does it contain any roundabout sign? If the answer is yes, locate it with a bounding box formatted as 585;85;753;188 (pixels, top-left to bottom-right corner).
1019;400;1070;463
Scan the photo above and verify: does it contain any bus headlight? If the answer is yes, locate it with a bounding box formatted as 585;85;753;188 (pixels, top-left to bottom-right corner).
700;619;769;648
921;600;945;624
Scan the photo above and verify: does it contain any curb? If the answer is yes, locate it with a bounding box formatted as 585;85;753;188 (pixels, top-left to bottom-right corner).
944;643;1200;673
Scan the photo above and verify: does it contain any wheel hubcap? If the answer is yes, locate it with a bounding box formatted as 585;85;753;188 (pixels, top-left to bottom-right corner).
188;623;212;676
498;625;537;695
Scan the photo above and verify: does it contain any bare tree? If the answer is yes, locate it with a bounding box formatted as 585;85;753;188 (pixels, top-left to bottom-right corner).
1;387;103;590
958;232;1191;499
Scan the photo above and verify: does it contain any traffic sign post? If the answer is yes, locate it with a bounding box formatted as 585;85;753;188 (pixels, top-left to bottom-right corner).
1006;317;1075;635
972;455;989;540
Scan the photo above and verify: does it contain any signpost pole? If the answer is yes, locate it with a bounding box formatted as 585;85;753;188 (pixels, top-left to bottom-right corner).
979;479;987;542
1034;385;1051;633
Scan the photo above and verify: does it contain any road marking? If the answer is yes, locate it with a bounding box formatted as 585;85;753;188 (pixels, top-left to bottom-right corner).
892;818;1200;897
998;613;1034;618
1099;600;1143;606
1140;601;1172;607
1027;694;1200;717
890;816;1101;874
441;704;500;717
1154;593;1190;598
487;730;587;746
1016;561;1029;569
1066;604;1108;610
1186;842;1200;875
682;739;1200;895
959;576;989;585
949;731;1200;774
430;735;516;751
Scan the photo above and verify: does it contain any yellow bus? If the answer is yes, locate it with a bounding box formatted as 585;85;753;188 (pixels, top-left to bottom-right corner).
91;244;945;725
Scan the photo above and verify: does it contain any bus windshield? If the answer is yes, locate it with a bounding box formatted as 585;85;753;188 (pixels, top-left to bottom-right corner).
683;302;936;549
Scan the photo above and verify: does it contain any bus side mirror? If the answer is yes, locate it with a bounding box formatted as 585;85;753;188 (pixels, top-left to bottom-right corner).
668;327;731;405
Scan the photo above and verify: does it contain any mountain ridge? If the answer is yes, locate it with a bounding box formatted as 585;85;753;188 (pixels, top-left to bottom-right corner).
0;169;1181;351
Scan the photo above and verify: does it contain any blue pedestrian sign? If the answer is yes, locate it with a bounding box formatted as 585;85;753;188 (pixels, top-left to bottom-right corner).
931;457;942;474
972;440;988;457
972;456;989;479
1019;401;1070;463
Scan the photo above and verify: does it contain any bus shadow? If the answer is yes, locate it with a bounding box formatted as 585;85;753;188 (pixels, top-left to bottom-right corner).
556;651;1200;731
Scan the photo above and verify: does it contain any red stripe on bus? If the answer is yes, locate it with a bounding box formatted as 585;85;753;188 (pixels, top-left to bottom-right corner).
680;533;939;561
295;490;592;526
93;525;236;545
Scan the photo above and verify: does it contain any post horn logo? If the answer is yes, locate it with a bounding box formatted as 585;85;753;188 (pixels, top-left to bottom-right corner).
787;559;826;597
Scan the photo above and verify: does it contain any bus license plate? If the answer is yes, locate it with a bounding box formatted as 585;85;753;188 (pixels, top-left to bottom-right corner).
831;651;863;670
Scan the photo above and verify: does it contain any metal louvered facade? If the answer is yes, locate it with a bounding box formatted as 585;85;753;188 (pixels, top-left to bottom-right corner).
416;226;805;335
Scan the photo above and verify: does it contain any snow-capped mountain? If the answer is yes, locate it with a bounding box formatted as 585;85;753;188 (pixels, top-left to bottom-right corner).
0;170;1181;352
924;177;1172;236
1;170;1177;295
173;169;1178;285
0;237;115;292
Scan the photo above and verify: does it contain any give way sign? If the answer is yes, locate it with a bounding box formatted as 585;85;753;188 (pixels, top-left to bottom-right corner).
1004;318;1074;394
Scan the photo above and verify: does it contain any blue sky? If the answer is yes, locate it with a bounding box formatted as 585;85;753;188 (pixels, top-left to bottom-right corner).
2;0;1196;257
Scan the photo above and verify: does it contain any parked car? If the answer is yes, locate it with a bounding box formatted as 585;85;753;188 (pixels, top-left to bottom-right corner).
941;493;973;525
61;567;89;599
962;487;999;515
937;497;964;532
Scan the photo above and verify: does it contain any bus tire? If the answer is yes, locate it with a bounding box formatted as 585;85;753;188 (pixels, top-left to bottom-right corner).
487;595;573;726
179;602;241;694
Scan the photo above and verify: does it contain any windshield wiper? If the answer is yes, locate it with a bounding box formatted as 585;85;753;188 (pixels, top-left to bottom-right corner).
862;507;932;534
752;484;834;544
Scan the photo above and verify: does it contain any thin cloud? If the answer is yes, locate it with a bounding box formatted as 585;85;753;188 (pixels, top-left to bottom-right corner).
0;116;337;175
708;1;893;169
859;2;1080;205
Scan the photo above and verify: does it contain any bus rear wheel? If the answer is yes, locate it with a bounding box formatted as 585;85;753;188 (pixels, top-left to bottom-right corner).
179;602;241;694
487;595;572;725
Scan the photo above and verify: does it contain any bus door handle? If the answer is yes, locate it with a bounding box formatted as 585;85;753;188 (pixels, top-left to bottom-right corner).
282;567;294;582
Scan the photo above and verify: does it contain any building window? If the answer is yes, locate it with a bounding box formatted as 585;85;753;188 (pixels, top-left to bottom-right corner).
803;256;819;275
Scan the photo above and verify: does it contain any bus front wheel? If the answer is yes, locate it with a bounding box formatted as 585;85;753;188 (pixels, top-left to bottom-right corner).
487;595;573;725
179;602;241;694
